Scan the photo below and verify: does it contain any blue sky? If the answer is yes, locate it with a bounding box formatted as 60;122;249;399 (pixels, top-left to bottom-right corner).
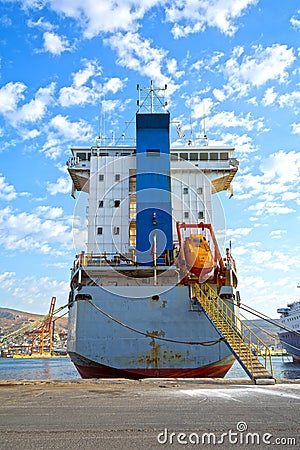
0;0;299;318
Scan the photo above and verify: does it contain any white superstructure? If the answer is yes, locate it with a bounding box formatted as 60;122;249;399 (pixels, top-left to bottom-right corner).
67;143;239;260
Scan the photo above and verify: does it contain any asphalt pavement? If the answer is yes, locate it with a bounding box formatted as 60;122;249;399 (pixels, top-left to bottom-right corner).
0;379;299;449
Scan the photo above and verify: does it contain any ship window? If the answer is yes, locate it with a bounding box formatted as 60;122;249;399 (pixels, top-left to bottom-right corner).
99;174;104;181
220;152;228;160
97;227;103;235
190;152;198;161
171;153;178;160
129;174;136;192
115;174;120;181
210;152;218;160
198;211;204;219
77;152;87;161
100;152;109;156
197;187;203;195
87;153;91;161
114;200;120;207
146;149;160;156
114;227;120;235
184;212;189;219
180;153;188;160
183;187;188;195
99;200;104;208
199;153;208;161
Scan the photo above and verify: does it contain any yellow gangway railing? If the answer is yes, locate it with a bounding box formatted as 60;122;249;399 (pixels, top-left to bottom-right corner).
193;283;274;380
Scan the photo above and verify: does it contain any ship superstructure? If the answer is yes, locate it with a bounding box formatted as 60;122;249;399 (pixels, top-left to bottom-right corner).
277;301;300;362
66;83;273;381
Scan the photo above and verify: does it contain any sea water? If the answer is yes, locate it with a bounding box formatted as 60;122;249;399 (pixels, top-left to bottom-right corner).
0;356;299;380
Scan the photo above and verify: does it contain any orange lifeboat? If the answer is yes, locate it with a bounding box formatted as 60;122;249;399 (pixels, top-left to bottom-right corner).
183;233;214;282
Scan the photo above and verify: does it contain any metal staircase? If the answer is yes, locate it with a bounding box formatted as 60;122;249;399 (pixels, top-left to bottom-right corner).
192;283;274;383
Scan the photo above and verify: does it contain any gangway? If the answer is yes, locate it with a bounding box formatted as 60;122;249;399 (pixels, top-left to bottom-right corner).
192;283;274;383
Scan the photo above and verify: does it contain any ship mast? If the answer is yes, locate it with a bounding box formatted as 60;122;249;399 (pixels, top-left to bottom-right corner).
136;80;168;113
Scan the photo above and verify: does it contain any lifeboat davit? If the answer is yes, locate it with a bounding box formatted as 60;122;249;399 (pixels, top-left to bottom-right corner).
183;233;214;282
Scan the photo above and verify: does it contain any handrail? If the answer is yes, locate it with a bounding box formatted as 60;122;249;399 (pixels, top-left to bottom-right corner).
193;283;274;379
72;251;172;272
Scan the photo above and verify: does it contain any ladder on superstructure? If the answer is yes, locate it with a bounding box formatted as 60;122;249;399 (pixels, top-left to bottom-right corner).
192;283;275;383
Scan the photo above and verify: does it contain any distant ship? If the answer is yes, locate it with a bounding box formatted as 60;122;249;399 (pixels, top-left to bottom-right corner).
277;300;300;362
66;82;240;379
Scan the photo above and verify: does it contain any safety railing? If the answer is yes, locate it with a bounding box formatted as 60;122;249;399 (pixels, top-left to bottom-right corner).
192;283;274;380
72;251;175;274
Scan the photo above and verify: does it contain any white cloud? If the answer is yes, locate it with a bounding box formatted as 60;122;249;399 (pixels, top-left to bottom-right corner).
213;88;226;102
41;115;94;159
248;200;295;216
234;150;300;220
247;97;257;106
260;150;300;183
103;77;125;94
9;83;56;125
58;61;125;108
0;271;16;290
72;60;102;88
0;205;72;254
47;176;71;195
59;85;98;107
0;175;18;201
270;230;287;239
0;82;26;115
166;0;259;38
291;123;300;134
209;111;264;131
190;97;215;120
49;114;94;140
222;44;295;98
27;17;54;31
104;32;172;88
17;0;258;40
226;227;253;238
0;271;70;314
35;206;63;219
281;192;299;202
0;15;12;27
43;31;71;55
19;128;41;140
278;91;300;111
262;87;277;106
42;0;158;38
290;11;300;29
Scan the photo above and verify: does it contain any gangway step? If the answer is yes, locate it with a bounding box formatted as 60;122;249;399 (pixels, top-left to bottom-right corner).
193;283;275;383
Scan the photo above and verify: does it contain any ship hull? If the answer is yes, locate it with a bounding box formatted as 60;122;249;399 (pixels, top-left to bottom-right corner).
278;330;300;363
70;352;234;379
67;284;236;379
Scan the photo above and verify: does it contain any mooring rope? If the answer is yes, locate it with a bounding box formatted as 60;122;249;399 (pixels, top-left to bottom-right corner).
84;298;224;346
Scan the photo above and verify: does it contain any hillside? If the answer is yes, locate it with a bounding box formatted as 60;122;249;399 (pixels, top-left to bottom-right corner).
0;307;68;338
243;318;282;346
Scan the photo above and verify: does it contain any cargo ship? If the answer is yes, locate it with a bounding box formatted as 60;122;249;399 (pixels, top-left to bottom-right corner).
277;300;300;363
66;82;240;379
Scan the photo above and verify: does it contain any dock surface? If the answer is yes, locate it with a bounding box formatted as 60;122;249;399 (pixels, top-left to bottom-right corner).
0;379;299;449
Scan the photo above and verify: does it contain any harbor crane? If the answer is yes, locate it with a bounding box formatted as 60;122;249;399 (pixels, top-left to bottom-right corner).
26;296;56;356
